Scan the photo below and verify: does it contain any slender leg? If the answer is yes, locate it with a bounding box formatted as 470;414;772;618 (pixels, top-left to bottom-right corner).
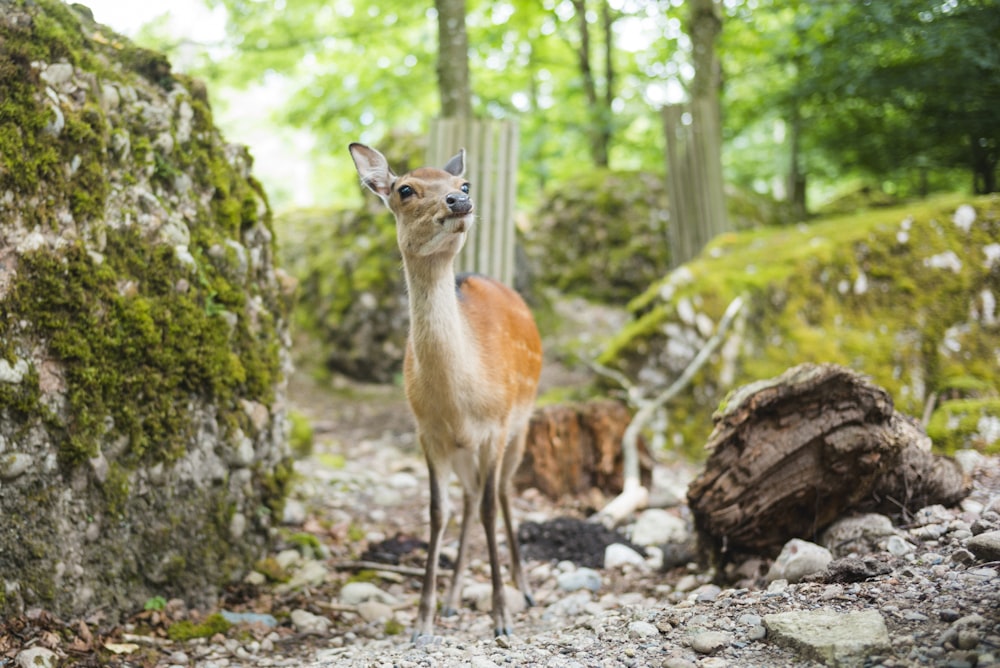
442;490;475;616
414;454;449;642
480;457;510;637
500;427;534;607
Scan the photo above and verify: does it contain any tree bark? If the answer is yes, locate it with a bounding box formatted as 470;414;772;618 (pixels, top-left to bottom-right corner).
515;399;650;501
435;0;471;118
687;363;969;564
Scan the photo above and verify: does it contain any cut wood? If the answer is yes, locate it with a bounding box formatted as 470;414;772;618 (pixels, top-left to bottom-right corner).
687;363;969;563
516;399;650;500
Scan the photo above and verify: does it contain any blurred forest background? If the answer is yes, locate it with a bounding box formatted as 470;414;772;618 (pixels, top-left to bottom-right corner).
128;0;999;216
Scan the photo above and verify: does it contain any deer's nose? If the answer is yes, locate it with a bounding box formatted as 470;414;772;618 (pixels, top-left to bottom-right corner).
445;192;472;214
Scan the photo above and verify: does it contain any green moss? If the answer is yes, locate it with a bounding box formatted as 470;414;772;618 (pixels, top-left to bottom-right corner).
600;194;1000;457
253;556;290;583
926;399;1000;455
384;618;405;636
288;410;314;458
166;613;232;641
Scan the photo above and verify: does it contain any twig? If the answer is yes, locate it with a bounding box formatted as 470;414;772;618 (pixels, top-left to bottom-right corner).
590;295;745;527
333;560;452;578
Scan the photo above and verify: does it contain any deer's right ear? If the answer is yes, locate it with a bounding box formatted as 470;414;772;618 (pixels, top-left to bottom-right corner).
349;143;395;204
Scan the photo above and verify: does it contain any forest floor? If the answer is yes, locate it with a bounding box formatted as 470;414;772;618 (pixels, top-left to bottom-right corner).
3;318;1000;667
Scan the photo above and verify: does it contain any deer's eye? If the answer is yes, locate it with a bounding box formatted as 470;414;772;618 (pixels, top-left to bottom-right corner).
461;183;470;194
398;184;415;199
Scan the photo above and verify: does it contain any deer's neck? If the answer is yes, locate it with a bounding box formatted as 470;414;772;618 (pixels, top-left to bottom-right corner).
402;257;478;381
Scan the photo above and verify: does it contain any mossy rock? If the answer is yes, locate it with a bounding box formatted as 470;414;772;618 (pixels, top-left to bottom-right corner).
523;170;783;303
278;205;407;382
0;0;293;618
598;194;1000;457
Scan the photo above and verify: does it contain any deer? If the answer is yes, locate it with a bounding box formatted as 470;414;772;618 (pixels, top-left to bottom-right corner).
348;143;542;641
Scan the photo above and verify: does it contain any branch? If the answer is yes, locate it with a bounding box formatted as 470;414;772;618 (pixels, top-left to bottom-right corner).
590;294;745;526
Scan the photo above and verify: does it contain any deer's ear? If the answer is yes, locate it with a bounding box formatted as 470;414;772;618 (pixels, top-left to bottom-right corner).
442;148;465;177
349;143;395;203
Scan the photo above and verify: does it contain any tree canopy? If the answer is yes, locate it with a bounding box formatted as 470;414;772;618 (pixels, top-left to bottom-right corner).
155;0;999;211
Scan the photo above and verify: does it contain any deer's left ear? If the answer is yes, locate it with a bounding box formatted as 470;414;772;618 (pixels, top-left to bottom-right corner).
349;142;396;205
442;148;465;177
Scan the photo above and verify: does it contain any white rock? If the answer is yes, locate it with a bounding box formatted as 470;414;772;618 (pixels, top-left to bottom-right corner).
339;581;398;606
604;543;648;570
766;538;832;583
0;358;29;383
0;453;32;480
628;620;660;638
357;600;393;623
557;567;602;593
953;204;976;232
15;648;58;668
290;609;330;635
282;499;307;525
631;508;689;546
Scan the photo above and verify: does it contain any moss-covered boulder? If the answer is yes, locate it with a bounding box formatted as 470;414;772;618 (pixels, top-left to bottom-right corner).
0;1;293;618
598;194;1000;457
278;205;406;383
523;171;784;303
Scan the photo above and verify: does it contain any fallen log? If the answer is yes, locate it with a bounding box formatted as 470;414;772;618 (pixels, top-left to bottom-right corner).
687;363;969;564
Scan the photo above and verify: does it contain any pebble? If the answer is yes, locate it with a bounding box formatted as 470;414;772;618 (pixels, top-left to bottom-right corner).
628;620;660;638
290;609;330;635
339;582;398;606
689;630;732;655
965;530;1000;560
557;567;602;593
766;538;833;583
631;508;689;546
604;543;648;570
15;648;57;668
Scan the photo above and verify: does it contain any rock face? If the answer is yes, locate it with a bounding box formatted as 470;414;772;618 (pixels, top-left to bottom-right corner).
598;196;1000;456
0;1;293;617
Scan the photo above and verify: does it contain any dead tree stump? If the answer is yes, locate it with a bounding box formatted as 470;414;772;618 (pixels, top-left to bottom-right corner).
687;363;969;563
515;399;650;500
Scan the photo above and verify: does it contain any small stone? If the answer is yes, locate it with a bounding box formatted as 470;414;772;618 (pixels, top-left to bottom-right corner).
339;582;398;607
662;655;698;668
604;543;647;570
766;538;832;583
290;609;330;635
0;453;32;481
966;530;1000;561
689;630;731;655
887;535;915;556
0;358;29;383
220;611;278;627
357;600;393;623
557;567;602;593
15;647;58;668
628;620;660;638
631;508;689;546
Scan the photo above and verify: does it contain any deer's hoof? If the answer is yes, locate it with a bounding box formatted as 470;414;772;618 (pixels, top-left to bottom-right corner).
524;592;536;608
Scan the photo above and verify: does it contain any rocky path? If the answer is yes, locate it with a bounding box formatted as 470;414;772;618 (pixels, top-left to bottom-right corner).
5;365;1000;668
166;367;999;668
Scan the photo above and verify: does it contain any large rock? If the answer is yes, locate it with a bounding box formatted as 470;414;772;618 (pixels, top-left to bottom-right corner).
598;197;1000;456
0;1;293;618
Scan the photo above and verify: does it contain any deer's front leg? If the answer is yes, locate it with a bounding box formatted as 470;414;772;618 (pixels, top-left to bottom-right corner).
414;455;449;642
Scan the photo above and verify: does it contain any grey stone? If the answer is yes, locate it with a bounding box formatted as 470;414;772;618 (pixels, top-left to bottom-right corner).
966;530;1000;561
357;600;393;623
0;453;32;481
290;609;331;635
339;581;398;607
0;358;29;383
15;647;58;668
689;630;732;655
766;538;833;583
628;620;660;638
631;508;689;546
764;609;890;665
604;543;648;570
557;567;602;593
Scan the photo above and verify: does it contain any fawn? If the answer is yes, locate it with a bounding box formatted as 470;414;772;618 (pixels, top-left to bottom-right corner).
348;143;542;640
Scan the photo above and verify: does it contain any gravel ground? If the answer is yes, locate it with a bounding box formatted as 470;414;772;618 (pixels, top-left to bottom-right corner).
5;369;998;668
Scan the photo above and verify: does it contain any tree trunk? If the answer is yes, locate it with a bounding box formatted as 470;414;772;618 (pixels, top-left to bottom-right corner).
515;399;651;501
435;0;471;118
664;0;728;267
569;0;610;167
687;363;969;565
